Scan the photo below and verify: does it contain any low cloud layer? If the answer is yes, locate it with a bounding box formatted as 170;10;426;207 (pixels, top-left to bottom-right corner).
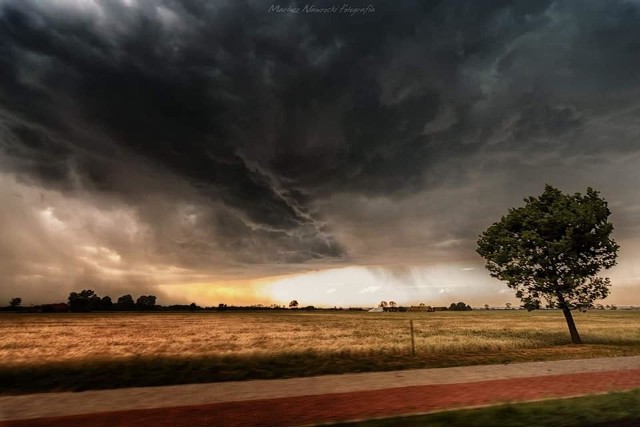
1;0;640;304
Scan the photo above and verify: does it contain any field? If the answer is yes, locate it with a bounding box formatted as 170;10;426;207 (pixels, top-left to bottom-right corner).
2;310;640;394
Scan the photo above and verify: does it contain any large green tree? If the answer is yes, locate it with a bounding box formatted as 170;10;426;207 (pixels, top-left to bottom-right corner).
476;185;619;344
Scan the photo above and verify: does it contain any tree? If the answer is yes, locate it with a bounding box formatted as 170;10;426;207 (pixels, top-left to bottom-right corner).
136;295;156;310
484;304;490;310
88;294;102;311
68;289;97;312
477;185;619;344
9;298;21;309
449;301;472;311
100;296;113;310
522;299;541;311
289;300;299;308
116;294;135;310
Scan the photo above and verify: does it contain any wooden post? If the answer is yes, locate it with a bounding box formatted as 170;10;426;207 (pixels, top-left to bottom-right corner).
410;320;415;356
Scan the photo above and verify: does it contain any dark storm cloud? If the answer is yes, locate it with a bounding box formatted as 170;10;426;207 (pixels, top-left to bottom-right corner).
0;0;353;265
2;0;640;299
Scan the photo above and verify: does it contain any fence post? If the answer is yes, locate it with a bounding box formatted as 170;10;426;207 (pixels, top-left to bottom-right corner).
410;319;416;356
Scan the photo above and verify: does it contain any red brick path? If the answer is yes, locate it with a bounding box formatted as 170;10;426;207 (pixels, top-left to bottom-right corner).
3;369;640;427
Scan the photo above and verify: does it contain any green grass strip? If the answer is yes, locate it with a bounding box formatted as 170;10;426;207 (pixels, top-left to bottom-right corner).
332;389;640;427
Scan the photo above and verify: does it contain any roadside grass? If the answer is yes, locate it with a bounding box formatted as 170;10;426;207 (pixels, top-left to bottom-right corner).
331;388;640;427
1;345;636;395
1;310;639;394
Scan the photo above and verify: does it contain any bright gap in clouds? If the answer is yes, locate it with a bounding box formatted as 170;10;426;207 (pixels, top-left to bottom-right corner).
265;265;505;308
263;262;637;308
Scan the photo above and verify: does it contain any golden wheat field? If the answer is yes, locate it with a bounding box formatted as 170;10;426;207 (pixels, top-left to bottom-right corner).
1;310;639;367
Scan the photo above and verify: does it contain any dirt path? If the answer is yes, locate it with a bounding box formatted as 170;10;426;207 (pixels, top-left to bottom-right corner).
2;356;640;426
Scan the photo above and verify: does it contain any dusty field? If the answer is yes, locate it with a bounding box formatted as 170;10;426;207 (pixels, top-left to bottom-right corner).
2;310;639;367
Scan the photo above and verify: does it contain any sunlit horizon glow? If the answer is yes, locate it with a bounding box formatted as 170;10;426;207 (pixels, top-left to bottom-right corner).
159;262;638;308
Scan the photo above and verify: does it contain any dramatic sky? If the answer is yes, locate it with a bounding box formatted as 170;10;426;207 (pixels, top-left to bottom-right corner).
1;0;640;307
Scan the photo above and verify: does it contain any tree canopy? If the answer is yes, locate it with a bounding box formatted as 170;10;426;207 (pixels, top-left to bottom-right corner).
117;294;135;310
476;185;618;343
449;301;472;311
136;295;157;309
68;289;98;312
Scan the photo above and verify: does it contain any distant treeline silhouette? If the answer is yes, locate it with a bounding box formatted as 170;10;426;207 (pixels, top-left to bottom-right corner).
2;293;476;313
1;290;162;313
0;290;163;313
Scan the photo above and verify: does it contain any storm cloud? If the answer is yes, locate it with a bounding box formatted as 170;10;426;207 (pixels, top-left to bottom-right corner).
2;0;640;304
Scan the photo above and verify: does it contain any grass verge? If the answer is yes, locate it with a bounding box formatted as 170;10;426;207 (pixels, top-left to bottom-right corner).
331;389;640;426
2;344;640;395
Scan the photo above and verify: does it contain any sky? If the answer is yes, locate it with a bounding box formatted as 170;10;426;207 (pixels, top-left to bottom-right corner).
1;0;640;308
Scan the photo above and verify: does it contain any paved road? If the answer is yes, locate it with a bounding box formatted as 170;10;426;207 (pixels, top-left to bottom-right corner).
1;356;640;426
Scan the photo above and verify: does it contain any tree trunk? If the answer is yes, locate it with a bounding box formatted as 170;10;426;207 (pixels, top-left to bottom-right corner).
561;306;582;344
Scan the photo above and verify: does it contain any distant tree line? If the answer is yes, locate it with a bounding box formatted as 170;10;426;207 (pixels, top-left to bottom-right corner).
2;294;364;313
66;290;157;312
1;290;160;313
5;295;621;313
0;295;477;313
377;301;473;312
